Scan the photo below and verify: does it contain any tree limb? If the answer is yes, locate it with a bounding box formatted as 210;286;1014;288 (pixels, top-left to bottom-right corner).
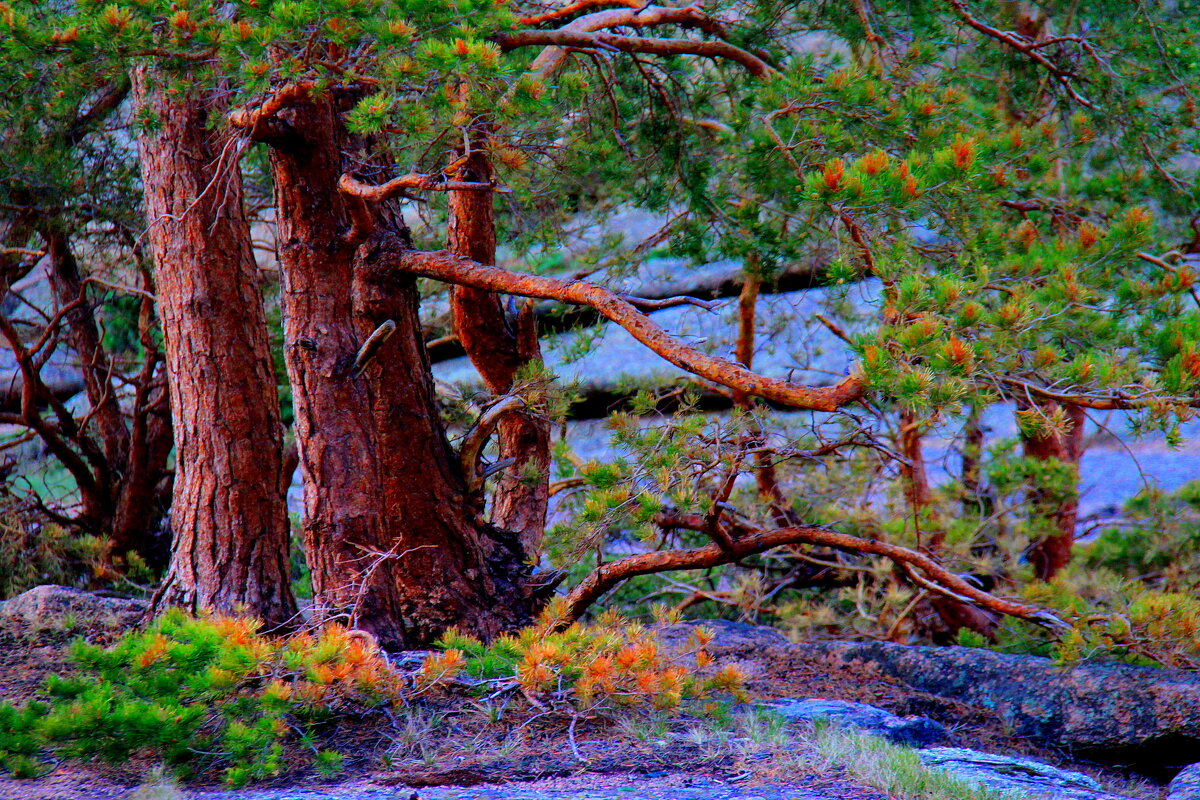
382;246;864;412
458;395;528;493
555;522;1070;632
500;29;773;78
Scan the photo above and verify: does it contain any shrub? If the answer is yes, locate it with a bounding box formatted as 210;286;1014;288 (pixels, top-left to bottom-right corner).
0;610;389;786
0;609;739;785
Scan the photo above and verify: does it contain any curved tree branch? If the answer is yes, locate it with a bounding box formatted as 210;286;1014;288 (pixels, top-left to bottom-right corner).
458;395;528;493
498;5;773;81
501;30;773;78
555;522;1070;633
374;246;864;412
339;173;499;245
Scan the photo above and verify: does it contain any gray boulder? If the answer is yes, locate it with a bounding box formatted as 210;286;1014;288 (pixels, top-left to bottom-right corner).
918;748;1132;800
1169;764;1200;800
768;698;947;747
0;584;147;632
791;640;1200;771
655;618;790;657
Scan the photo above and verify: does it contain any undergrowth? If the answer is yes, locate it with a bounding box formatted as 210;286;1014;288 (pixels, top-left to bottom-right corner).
807;724;1004;800
0;609;742;786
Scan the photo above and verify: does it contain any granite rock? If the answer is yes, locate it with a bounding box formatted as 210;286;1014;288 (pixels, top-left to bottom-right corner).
768;698;947;747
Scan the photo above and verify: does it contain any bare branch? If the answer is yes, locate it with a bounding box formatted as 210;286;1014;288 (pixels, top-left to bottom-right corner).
556;522;1070;633
381;247;864;412
338;172;500;245
618;293;722;311
946;0;1095;108
519;0;644;26
501;29;774;78
458;395;527;493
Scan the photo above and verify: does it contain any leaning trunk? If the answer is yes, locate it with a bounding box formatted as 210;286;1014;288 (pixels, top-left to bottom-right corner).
268;98;532;648
134;70;297;628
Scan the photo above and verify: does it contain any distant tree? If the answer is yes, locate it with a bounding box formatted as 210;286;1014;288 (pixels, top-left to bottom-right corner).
0;37;173;568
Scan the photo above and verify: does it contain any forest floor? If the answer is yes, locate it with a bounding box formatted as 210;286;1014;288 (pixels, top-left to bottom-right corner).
0;620;1168;800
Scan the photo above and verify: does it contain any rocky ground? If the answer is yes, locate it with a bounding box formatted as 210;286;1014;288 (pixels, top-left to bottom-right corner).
1;588;1197;800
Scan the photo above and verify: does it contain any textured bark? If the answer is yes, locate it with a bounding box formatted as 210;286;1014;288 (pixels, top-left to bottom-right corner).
1022;400;1086;581
134;70;297;628
268;97;533;648
448;142;550;553
898;408;997;641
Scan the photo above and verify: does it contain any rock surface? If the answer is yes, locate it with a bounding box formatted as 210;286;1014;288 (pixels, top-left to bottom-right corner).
768;699;947;747
791;639;1200;770
1169;764;1200;800
0;585;147;632
655;618;791;656
918;748;1133;800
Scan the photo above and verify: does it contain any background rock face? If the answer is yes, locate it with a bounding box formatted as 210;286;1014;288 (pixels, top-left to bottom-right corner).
792;640;1200;773
1168;764;1200;800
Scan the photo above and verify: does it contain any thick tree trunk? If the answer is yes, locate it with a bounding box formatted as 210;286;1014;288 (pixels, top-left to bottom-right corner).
448;143;551;554
134;71;297;628
268;98;533;648
1021;400;1085;581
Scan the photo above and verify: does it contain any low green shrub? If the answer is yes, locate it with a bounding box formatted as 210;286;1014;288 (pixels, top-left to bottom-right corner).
0;609;740;786
0;610;394;786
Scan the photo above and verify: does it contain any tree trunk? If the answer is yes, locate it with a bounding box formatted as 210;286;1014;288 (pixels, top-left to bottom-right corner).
134;70;297;628
268;97;533;648
447;141;551;554
1021;400;1085;581
899;408;941;551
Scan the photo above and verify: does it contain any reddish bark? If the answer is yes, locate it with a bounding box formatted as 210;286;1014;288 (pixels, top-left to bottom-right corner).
395;249;865;412
447;140;550;553
134;71;297;627
1022;400;1086;581
265;96;533;648
898;408;939;551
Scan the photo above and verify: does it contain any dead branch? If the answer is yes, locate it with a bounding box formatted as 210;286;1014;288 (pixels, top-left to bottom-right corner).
339;173;499;245
387;247;864;412
618;293;722;311
500;29;773;78
351;319;397;377
459;395;528;493
519;0;644;26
